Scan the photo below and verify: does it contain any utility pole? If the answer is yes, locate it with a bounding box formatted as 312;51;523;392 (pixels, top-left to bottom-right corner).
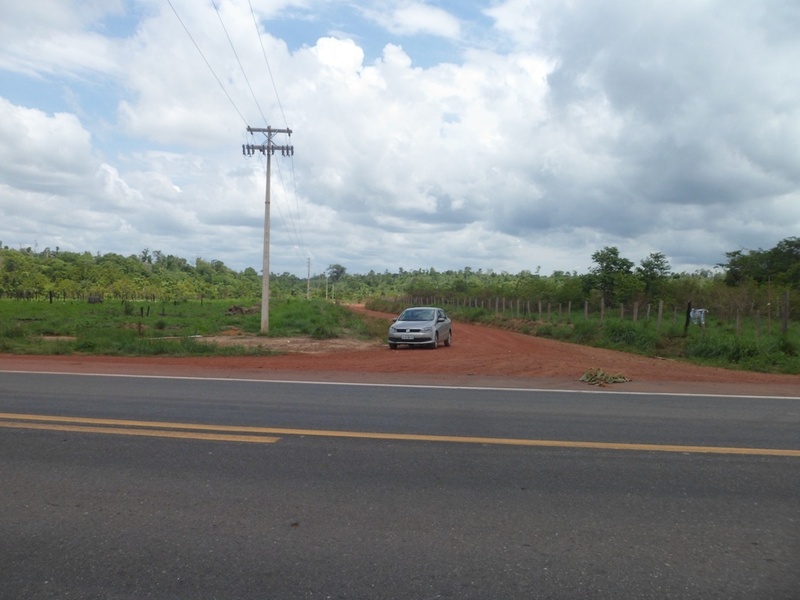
243;126;294;333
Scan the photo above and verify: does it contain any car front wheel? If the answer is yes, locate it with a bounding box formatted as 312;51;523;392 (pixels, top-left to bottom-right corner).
430;333;439;349
444;330;452;347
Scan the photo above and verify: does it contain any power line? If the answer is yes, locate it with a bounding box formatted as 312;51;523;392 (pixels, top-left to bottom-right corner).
170;1;308;270
165;0;248;125
247;0;289;130
212;0;268;126
252;148;306;259
244;1;306;255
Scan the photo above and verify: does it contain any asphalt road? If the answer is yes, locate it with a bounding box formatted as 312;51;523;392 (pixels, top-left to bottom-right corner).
1;372;798;599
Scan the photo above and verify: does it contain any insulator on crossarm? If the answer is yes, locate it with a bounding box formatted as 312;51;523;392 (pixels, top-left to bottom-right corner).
242;145;246;156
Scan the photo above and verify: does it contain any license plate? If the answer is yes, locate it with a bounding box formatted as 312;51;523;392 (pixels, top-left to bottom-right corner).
401;335;414;340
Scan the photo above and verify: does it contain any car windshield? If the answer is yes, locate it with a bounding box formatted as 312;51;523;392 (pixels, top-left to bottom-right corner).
399;309;435;322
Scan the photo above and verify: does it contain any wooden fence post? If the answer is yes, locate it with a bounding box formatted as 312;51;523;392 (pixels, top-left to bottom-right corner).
782;291;789;335
684;301;692;335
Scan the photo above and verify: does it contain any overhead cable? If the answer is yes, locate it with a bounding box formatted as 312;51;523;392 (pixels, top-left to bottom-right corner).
166;0;248;125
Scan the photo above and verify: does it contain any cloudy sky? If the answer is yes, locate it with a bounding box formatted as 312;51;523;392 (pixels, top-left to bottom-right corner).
1;0;798;277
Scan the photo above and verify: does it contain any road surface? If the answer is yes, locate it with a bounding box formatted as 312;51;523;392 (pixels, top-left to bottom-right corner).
1;372;798;599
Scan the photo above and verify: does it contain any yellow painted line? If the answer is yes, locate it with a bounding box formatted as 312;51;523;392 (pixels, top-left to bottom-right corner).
1;413;798;456
0;422;278;443
0;412;280;434
252;427;800;457
0;413;278;443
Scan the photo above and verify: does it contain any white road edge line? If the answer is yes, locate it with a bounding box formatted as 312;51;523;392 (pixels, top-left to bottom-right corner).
1;369;798;400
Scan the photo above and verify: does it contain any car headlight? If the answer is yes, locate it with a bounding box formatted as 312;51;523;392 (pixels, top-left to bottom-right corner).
421;326;433;332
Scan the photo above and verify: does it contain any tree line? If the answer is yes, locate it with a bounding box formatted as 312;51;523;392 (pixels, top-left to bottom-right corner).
0;238;797;320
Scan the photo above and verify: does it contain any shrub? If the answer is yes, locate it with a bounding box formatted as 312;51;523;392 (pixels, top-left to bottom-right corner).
602;320;658;353
571;320;600;344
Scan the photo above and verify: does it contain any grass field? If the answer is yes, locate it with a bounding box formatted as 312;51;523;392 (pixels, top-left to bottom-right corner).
0;298;386;357
2;297;798;374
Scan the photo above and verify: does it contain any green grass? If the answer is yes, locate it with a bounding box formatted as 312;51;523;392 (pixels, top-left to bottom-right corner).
3;296;799;374
0;298;383;357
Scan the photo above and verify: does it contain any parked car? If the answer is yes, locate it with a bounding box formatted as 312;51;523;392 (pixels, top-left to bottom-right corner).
388;306;452;349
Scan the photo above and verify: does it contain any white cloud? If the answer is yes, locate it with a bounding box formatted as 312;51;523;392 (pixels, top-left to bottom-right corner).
0;99;97;192
369;3;462;39
0;0;125;76
1;0;799;276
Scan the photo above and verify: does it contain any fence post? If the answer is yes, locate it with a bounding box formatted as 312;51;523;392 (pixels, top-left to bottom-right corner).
657;300;663;330
782;291;789;335
684;301;692;335
633;302;639;322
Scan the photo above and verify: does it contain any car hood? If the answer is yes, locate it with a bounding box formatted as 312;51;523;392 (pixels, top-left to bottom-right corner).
393;320;434;328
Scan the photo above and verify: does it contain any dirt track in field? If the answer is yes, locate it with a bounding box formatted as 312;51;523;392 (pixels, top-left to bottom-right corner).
2;305;798;397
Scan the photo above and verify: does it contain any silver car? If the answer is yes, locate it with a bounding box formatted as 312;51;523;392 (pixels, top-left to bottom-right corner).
388;306;452;349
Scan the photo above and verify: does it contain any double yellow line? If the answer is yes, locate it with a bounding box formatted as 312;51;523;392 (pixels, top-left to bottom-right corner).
0;412;280;444
1;412;799;456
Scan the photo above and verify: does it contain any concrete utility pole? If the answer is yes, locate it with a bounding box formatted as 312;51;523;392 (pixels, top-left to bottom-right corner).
243;126;294;333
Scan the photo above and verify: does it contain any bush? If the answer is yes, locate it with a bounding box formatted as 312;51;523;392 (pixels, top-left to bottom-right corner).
684;335;759;363
571;320;600;344
601;320;658;353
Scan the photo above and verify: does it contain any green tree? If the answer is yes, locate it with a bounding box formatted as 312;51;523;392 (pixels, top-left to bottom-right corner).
326;264;347;283
636;252;671;297
585;246;635;305
721;237;800;288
